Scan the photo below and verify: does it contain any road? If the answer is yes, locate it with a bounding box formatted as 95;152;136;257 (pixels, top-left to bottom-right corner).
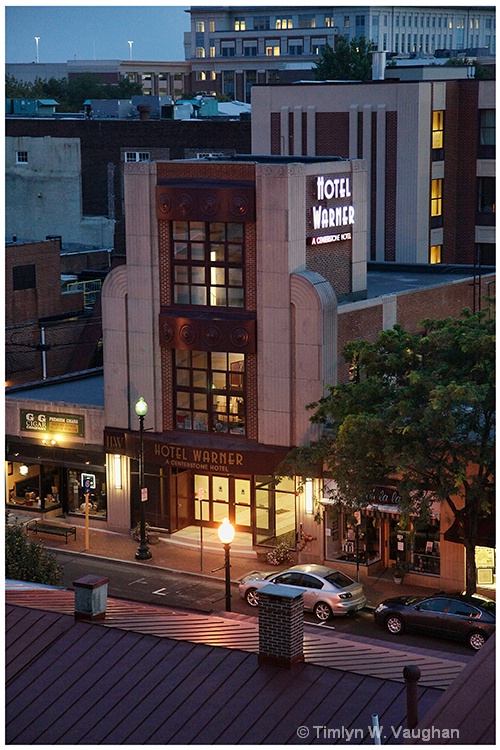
56;551;473;659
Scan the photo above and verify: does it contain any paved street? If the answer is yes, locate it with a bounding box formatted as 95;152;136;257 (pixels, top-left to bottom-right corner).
55;551;475;659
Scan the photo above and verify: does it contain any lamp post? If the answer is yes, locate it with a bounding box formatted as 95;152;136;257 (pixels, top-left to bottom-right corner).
128;40;134;60
218;518;235;611
135;396;151;560
35;36;40;64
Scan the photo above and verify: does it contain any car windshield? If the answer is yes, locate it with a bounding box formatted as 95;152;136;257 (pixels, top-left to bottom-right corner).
324;571;354;588
476;599;495;615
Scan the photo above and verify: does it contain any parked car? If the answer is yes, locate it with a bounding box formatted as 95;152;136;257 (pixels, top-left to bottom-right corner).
238;563;367;621
374;592;495;650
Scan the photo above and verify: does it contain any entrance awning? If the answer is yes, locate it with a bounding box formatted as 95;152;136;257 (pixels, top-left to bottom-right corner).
444;516;495;548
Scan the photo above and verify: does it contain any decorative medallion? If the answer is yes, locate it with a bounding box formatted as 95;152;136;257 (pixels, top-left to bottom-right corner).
230;326;251;349
177;193;194;216
201;194;220;216
161;321;175;344
179;323;196;345
229;194;249;217
158;192;171;214
203;324;223;347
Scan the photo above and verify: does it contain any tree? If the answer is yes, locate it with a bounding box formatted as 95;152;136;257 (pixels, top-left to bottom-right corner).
276;310;495;595
314;36;374;82
6;520;63;586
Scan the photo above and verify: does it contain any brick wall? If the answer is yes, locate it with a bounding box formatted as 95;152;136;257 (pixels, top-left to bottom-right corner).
316;112;349;157
258;588;304;668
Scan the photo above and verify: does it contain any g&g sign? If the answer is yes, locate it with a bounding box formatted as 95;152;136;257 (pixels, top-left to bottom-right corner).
21;409;85;438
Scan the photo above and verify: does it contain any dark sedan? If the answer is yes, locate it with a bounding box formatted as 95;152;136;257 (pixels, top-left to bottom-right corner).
374;592;495;650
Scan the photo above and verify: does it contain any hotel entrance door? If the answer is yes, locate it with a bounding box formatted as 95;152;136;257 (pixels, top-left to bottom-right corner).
193;474;252;530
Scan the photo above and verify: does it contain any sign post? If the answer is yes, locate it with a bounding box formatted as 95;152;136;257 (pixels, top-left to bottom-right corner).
83;476;92;550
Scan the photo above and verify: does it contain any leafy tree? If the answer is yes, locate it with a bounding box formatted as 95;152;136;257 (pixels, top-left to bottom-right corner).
276;310;495;595
66;72;104;108
314;36;374;81
6;520;63;586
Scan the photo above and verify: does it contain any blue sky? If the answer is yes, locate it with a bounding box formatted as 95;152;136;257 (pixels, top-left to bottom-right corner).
5;4;191;63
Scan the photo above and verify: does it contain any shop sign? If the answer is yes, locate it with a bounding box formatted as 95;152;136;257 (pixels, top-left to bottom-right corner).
21;409;85;437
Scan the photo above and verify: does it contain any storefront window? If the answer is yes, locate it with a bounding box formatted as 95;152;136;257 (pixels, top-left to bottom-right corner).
66;469;107;517
410;520;440;575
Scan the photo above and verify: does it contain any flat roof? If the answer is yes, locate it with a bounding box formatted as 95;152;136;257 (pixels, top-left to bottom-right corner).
363;264;491;301
5;371;104;407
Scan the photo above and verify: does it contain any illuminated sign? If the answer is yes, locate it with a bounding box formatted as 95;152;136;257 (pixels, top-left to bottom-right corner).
310;175;355;233
21;409;85;437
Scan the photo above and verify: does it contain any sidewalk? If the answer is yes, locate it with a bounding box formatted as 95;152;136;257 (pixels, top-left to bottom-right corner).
23;521;490;609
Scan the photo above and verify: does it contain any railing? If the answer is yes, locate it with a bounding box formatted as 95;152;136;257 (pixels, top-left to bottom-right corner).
66;279;102;311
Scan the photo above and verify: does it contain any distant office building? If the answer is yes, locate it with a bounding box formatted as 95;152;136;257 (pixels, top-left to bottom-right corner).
184;5;496;101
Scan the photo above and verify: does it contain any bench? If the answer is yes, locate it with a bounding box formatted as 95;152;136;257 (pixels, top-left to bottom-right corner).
26;519;77;544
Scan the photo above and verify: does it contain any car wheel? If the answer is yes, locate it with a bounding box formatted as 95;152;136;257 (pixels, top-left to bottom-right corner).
385;614;405;635
468;630;486;651
314;602;333;622
245;588;260;607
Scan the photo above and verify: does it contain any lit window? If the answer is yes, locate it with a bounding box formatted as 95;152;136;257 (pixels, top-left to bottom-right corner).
276;17;293;30
344;16;350;28
429;245;442;264
196;46;206;58
298;15;316;29
432;111;444;149
325;16;335;28
266;45;281;56
124;152;150;162
175;350;246;435
209;46;216;57
234;19;246;31
16;151;28;164
209;20;215;32
431;179;443;217
172;221;244;308
196;21;205;33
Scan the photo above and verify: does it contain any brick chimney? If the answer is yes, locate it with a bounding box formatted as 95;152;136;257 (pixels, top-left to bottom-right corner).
73;575;109;621
258;584;304;668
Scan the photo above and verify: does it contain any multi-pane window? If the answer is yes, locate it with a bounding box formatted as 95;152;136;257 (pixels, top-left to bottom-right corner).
221;42;235;57
266;44;280;56
173;221;244;308
276;17;293;30
196;46;206;58
478;177;495;213
13;264;36;290
325;16;335;28
234;19;246;31
254;16;270;31
431;179;443;216
289;40;303;55
175;350;246;435
209;20;215;32
16;151;28;164
196;21;205;32
298;15;316;29
432;111;444;149
244;42;257;56
124;151;150;162
344;16;350;28
480;110;495;145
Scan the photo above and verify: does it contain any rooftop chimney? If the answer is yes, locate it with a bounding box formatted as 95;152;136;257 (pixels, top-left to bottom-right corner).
258;584;304;668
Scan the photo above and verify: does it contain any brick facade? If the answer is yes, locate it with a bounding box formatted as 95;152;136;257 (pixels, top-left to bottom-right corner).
258;587;304;668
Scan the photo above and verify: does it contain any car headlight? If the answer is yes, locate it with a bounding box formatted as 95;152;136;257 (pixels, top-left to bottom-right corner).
375;603;388;613
339;592;352;600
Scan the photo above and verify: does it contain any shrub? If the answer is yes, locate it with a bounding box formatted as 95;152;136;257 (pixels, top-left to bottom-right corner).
266;542;294;566
6;523;63;586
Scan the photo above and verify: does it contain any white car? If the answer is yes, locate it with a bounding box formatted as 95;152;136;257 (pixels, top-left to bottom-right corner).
238;563;367;621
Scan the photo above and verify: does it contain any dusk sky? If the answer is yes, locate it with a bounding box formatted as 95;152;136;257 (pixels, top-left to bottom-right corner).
5;4;191;64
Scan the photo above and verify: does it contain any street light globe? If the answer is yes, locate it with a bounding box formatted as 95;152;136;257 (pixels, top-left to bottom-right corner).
218;517;235;545
135;397;148;418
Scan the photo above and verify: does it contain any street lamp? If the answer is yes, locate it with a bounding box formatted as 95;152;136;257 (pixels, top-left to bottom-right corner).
135;396;151;560
35;37;40;64
128;40;133;60
218;517;235;611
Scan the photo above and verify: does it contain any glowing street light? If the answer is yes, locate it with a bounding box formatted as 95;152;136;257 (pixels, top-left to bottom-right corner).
218;518;235;611
135;396;151;560
128;40;134;60
35;36;40;64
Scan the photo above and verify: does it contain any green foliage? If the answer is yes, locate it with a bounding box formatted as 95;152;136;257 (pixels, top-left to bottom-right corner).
278;310;495;594
314;36;374;82
6;73;144;112
6;522;63;586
